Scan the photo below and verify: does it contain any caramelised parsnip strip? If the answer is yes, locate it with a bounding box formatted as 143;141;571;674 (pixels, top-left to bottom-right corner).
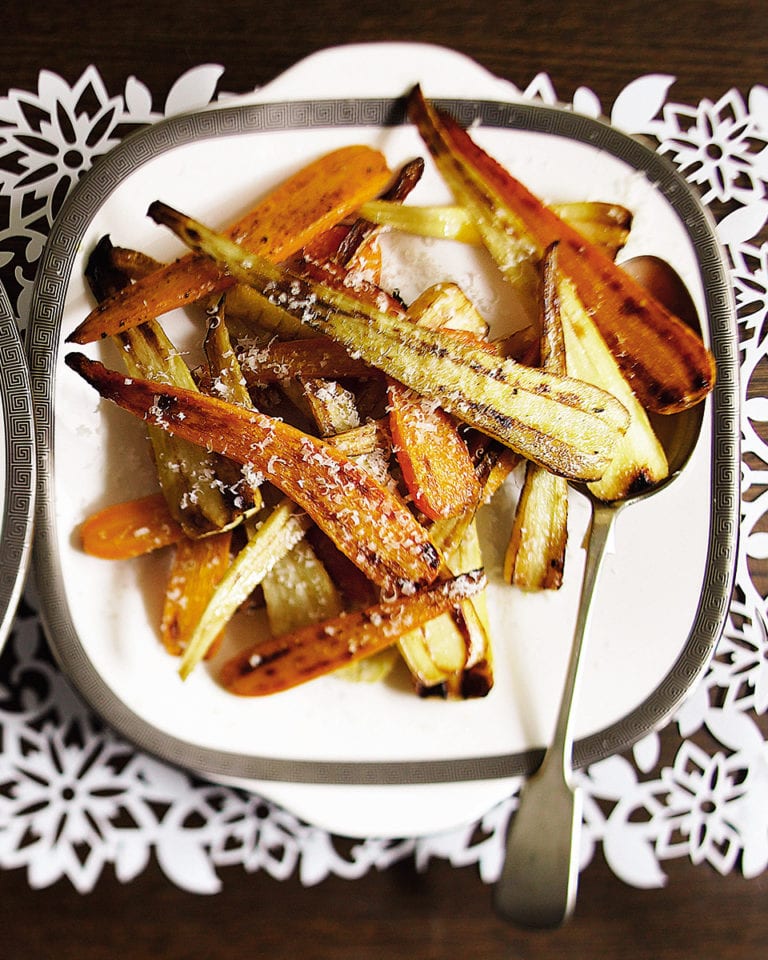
66;353;441;593
179;500;312;679
218;283;315;341
504;245;569;590
357;199;632;260
301;379;362;437
161;530;232;657
323;419;388;458
263;385;399;686
202;300;255;409
202;299;267;512
147;201;629;482
558;272;669;502
262;537;343;634
80;492;185;559
407;85;716;414
68;145;393;344
444;519;494;698
400;518;494;698
407;282;489;338
220;570;486;697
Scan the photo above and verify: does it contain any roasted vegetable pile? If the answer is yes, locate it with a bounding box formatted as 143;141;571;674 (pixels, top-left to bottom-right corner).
66;87;715;698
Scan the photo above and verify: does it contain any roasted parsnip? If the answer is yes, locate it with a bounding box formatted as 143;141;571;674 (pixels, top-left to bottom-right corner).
357;199;632;260
66;353;441;593
147;201;629;482
504;245;569;589
407;85;716;414
220;569;486;696
558;273;669;501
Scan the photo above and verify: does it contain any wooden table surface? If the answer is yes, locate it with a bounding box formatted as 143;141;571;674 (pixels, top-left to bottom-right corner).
1;1;766;957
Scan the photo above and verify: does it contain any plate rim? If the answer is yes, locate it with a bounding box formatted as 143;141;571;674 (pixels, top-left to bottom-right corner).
0;282;36;651
28;92;740;787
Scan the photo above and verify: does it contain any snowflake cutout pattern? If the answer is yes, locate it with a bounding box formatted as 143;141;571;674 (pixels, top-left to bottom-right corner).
0;64;224;322
656;90;768;206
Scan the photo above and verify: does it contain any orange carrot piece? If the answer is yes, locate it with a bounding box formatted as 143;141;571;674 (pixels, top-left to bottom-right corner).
220;569;485;696
66;353;440;593
293;194;482;522
80;493;185;559
160;530;232;657
68;145;392;344
388;385;481;521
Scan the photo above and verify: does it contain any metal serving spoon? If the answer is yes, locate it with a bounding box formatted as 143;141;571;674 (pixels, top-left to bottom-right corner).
493;255;706;928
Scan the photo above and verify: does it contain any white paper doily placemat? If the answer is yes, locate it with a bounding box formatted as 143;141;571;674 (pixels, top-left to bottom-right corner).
0;59;766;893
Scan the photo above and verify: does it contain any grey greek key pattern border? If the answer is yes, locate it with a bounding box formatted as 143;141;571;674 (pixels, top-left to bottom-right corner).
0;283;35;649
28;97;739;785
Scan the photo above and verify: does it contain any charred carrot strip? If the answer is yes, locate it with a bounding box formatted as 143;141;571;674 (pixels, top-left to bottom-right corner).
407;86;716;414
237;336;377;386
220;569;485;696
80;492;185;559
66;353;440;593
388;386;481;521
68;145;392;344
161;530;232;657
388;286;483;522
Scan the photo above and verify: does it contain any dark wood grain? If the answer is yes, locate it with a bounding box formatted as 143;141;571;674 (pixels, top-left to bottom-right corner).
2;0;765;108
1;854;767;959
1;0;766;955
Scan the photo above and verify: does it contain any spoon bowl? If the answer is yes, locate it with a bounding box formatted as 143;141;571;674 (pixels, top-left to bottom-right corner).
493;255;707;927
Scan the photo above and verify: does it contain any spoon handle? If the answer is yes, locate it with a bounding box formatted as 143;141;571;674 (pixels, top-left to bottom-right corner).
494;501;617;927
551;501;616;774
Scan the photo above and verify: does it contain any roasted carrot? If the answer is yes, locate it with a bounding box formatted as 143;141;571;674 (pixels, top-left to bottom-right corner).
220;569;485;696
80;492;185;559
237;336;377;386
160;530;232;657
68;145;392;344
407;86;716;414
291;164;482;522
387;385;481;521
66;353;440;593
388;285;484;521
146;201;629;481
